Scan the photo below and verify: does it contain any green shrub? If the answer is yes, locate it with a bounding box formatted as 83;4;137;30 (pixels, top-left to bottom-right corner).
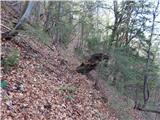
74;47;85;59
97;47;158;104
2;49;20;72
25;24;50;44
59;84;77;101
60;22;73;47
59;84;76;94
86;36;101;52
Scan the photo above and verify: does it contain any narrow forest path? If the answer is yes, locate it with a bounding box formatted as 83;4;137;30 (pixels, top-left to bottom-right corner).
59;35;80;70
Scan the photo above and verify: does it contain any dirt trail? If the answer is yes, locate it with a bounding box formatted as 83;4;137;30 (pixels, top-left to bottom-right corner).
59;35;80;70
59;36;147;120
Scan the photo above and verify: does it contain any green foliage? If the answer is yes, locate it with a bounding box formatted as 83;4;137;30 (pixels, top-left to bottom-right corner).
60;22;73;47
97;47;158;104
59;84;76;94
59;84;77;101
1;80;8;89
25;24;50;44
74;47;84;59
64;94;75;101
86;36;101;52
113;48;144;82
2;49;20;72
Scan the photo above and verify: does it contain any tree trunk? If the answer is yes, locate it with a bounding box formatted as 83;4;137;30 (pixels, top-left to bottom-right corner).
143;0;159;107
110;1;118;47
2;0;35;39
55;1;61;44
14;0;35;30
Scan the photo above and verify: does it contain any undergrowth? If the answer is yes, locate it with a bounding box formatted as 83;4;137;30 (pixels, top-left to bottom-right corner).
2;48;20;72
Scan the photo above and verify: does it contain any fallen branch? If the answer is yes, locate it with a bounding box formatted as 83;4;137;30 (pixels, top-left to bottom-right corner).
134;104;160;114
0;23;12;30
137;107;160;114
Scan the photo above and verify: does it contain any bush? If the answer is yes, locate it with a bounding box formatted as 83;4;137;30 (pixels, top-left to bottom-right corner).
2;49;20;72
74;47;85;59
59;84;77;101
86;36;101;52
25;24;50;44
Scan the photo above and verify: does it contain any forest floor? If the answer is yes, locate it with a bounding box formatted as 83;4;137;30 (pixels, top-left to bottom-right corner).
1;35;146;120
1;36;118;120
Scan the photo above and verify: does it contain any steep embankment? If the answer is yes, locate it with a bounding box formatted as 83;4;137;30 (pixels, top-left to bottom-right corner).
1;37;118;120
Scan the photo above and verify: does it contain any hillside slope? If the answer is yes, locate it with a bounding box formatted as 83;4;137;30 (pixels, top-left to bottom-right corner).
1;37;119;120
1;34;147;120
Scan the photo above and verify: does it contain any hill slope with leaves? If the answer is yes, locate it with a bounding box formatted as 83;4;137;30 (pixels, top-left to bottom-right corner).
1;36;120;120
1;34;147;120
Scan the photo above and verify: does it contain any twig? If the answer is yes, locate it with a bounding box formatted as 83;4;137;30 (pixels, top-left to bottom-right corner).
0;24;12;30
136;107;160;114
134;103;160;114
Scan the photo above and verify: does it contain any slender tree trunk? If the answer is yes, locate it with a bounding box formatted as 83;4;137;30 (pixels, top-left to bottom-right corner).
143;0;159;107
110;0;119;47
44;1;53;34
125;2;132;47
55;1;61;44
80;21;84;49
68;2;73;24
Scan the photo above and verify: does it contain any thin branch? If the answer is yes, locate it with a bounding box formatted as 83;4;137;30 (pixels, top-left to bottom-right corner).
0;24;12;30
135;106;160;114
